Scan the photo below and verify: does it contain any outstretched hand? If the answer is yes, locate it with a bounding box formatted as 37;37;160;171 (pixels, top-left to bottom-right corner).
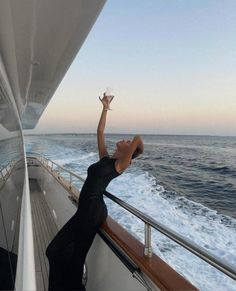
99;93;114;109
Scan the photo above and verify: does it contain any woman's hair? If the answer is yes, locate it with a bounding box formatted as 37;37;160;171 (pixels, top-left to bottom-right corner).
132;147;142;159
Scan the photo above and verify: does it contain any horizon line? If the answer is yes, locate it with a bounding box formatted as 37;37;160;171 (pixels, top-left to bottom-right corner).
23;132;236;138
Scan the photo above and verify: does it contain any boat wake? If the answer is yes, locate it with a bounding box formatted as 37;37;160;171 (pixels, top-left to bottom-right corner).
106;169;236;291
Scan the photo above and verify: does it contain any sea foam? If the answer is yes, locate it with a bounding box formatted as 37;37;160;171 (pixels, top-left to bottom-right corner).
106;167;236;291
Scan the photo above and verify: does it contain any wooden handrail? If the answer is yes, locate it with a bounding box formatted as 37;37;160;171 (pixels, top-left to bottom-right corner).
101;217;197;291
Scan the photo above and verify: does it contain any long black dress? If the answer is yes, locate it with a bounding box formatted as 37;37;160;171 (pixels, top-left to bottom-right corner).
46;156;120;291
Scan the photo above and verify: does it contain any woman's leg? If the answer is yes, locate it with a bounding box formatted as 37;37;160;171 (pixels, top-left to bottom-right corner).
67;228;97;290
46;212;82;291
67;200;108;290
46;200;107;290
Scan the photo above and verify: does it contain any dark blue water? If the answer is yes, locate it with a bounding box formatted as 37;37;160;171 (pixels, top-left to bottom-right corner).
138;135;236;219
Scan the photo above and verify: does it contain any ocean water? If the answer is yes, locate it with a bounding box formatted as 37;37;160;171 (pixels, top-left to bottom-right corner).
25;134;236;291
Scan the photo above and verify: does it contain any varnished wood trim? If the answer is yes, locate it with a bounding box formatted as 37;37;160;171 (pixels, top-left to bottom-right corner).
101;217;198;291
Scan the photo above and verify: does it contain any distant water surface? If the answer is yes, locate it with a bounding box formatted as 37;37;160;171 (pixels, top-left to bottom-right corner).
25;134;236;291
140;134;236;219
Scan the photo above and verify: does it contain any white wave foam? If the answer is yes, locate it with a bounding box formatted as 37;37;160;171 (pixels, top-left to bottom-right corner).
106;168;236;291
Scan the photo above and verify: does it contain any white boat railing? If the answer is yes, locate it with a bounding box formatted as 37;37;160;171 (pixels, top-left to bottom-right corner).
0;157;36;290
26;153;236;281
15;162;36;291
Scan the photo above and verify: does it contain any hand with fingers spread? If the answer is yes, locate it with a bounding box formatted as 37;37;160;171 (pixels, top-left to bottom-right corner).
99;93;114;110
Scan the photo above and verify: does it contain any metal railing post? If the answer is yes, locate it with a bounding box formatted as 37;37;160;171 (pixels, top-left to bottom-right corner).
70;174;72;189
144;223;152;258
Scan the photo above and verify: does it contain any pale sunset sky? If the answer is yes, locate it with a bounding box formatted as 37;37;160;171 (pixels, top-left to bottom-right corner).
31;0;236;136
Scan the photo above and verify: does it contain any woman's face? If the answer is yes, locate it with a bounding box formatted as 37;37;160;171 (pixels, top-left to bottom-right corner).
116;139;131;150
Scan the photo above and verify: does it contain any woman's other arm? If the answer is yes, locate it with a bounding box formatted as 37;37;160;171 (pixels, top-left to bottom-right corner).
116;135;144;173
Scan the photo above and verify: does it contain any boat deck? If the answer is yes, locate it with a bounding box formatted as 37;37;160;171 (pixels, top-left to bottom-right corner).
29;179;58;291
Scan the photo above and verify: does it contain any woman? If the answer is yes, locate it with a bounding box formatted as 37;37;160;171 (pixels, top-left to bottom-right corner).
46;94;144;291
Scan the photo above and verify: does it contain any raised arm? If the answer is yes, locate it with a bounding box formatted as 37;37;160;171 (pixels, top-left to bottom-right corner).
97;94;113;159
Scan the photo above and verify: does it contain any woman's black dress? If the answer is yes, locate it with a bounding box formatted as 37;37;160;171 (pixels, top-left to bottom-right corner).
46;156;120;291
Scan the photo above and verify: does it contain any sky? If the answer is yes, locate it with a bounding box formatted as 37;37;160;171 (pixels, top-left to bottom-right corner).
30;0;236;136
